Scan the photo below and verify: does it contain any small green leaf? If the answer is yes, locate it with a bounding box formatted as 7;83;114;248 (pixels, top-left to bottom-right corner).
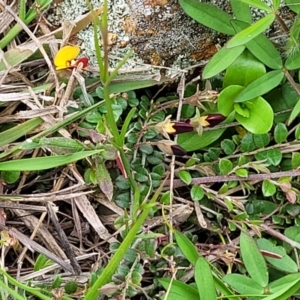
34;254;53;271
262;180;276;197
292;152;300;169
288;98;300;125
135;168;149;183
178;170;192;185
234;103;250;117
241;0;272;12
230;0;252;23
240;232;268;287
257;238;298;273
224;50;266;88
178;129;226;151
174;231;200;265
240;133;255;152
235;97;274;134
253;134;270;148
191;185;204;201
234;70;284;102
274;123;288;143
179;0;235;35
65;281;78;294
139;144;154;155
219;159;233;175
95;162;114;201
235;168;248;177
160;191;171;205
267;149;282;166
1;171;20;184
218;85;244;116
195;257;217;300
221;139;236;155
286;52;300;70
203;46;245;79
223;274;264;295
227;14;275;48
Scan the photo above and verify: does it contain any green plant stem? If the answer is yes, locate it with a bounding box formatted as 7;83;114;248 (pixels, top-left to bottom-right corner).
84;179;166;299
101;0;109;83
118;145;136;189
0;277;24;300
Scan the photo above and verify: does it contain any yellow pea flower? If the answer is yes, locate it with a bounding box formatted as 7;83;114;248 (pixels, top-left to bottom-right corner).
54;45;80;70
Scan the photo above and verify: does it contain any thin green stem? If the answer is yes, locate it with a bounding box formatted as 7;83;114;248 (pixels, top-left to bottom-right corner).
100;0;108;83
84;179;166;299
118;145;136;189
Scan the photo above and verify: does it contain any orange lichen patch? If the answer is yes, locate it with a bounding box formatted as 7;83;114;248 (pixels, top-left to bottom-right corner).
150;52;162;66
190;44;218;61
107;32;117;45
144;0;169;7
54;45;80;70
118;40;129;48
123;17;137;34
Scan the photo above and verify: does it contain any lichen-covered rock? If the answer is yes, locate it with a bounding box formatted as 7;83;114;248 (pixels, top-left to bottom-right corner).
48;0;226;72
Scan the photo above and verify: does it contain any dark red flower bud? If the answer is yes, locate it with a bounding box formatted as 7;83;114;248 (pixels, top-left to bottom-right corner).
203;114;226;127
156;140;186;156
170;122;194;134
73;57;89;69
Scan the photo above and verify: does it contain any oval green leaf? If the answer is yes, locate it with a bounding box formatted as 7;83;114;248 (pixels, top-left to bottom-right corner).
227;14;275;48
178;129;226;151
223;50;266;88
234;70;284;102
262;180;276;197
174;231;200;265
179;0;235;35
223;274;264;294
191;185;204;201
274;123;288;143
240;232;268;287
195;257;217;300
257;238;298;273
178;170;192;185
235;97;274;134
218;85;244;116
203;45;245;79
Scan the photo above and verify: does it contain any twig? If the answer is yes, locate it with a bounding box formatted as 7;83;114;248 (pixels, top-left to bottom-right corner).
261;223;300;250
165;169;300;189
47;203;81;275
